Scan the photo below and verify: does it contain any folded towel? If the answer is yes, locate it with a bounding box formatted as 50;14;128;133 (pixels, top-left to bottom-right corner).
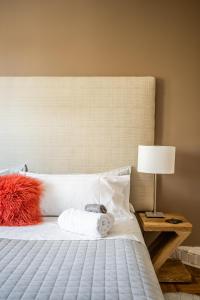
58;208;114;238
85;204;107;214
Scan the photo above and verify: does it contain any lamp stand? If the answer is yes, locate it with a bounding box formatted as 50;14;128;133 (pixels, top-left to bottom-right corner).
145;174;164;218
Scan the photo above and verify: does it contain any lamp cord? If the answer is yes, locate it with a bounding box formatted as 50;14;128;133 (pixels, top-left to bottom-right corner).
153;174;157;214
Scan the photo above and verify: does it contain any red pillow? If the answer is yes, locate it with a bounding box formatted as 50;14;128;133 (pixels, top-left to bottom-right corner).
0;174;43;226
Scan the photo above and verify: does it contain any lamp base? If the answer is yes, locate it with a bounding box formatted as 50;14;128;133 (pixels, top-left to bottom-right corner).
145;211;164;218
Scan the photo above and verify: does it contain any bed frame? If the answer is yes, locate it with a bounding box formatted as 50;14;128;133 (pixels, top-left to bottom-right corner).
0;76;155;211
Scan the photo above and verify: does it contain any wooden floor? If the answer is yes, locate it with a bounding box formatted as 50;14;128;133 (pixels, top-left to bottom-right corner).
161;265;200;295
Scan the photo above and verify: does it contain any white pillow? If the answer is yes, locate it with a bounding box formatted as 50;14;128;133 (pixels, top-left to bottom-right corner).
20;166;131;177
98;166;131;176
0;164;28;176
25;172;132;219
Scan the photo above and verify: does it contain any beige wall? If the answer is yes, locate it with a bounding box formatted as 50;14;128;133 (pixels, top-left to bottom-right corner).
0;0;199;244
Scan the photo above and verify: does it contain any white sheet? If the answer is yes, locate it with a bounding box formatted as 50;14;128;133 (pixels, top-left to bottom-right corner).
0;214;144;244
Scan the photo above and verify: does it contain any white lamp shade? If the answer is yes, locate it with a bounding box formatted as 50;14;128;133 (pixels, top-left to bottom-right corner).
137;145;176;174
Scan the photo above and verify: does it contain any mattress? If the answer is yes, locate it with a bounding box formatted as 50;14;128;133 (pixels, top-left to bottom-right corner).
0;216;164;300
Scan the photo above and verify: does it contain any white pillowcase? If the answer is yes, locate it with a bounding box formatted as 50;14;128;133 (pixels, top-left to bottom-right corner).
25;172;132;220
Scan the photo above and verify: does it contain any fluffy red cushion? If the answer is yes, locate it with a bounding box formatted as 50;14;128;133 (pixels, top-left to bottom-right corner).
0;174;43;226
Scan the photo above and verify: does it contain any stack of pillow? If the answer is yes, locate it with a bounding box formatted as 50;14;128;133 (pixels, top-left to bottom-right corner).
0;165;133;237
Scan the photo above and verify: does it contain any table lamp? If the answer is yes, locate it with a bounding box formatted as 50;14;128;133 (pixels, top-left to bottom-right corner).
137;145;176;218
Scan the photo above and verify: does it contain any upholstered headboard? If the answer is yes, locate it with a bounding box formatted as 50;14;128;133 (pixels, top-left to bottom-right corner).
0;77;155;211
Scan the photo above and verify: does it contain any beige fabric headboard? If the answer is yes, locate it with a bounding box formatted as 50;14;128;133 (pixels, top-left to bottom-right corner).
0;76;155;211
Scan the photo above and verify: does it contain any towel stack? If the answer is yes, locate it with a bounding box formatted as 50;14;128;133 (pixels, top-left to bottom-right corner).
58;204;114;238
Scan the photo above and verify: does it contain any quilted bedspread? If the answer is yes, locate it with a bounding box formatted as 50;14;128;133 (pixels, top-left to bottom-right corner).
0;239;164;300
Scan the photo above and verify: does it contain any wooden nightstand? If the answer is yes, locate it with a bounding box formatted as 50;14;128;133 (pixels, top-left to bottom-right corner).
138;212;192;282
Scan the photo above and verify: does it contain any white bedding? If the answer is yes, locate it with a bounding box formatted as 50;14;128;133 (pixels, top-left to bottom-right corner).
0;214;144;244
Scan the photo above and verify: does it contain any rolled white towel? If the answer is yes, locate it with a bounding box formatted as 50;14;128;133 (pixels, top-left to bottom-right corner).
58;208;114;238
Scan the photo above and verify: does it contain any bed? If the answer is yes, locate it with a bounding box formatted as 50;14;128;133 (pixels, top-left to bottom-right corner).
0;77;164;300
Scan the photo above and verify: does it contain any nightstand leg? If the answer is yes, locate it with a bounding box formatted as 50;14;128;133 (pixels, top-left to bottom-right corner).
149;231;191;272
